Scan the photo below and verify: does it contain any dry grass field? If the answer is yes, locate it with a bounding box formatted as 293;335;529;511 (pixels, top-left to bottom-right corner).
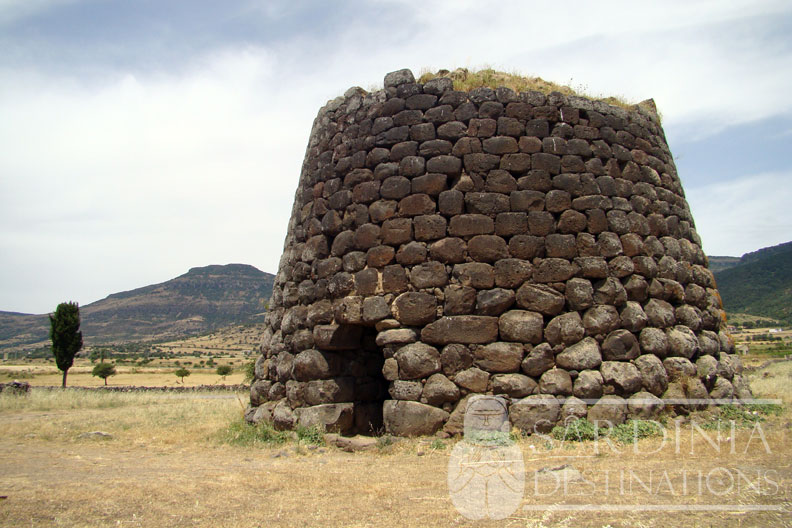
0;359;790;527
0;363;246;387
0;323;262;388
153;324;263;357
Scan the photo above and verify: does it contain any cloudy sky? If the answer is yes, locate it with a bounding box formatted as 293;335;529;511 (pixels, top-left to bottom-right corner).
1;0;790;314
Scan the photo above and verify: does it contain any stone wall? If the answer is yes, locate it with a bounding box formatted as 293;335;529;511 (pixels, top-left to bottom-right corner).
245;69;751;436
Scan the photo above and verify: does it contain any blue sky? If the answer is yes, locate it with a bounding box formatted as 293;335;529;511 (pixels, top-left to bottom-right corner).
1;0;791;314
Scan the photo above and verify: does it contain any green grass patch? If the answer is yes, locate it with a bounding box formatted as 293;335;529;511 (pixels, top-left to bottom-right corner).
552;418;600;442
747;344;792;358
376;435;394;450
295;424;325;446
701;402;783;430
609;420;665;443
430;438;446;450
551;419;665;444
745;402;784;415
220;420;327;447
220;418;290;447
466;429;513;446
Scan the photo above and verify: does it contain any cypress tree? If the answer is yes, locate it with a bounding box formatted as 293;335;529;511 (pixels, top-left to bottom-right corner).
49;302;83;387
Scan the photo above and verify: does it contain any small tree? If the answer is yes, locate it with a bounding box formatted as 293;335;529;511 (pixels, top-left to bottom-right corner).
89;348;108;364
174;368;190;383
216;365;232;381
242;359;256;383
49;302;83;387
92;363;117;385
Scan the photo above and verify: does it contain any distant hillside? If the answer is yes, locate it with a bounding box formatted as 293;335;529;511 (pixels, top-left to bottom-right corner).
714;242;792;323
0;264;274;352
707;256;741;273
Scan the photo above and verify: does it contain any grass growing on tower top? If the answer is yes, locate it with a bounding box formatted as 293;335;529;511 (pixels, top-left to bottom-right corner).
416;67;637;110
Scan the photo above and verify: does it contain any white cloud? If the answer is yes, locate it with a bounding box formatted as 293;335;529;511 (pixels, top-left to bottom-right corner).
686;171;792;257
1;0;791;312
0;46;323;313
367;0;792;138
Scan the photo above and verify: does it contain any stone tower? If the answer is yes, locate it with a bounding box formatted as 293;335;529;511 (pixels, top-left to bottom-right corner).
246;69;750;436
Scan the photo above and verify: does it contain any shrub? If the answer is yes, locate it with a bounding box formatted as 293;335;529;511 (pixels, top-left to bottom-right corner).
222;419;289;446
551;418;600;442
295;424;325;446
242;360;255;383
91;363;117;386
430;438;446;450
465;430;512;446
174;368;190;383
609;420;665;444
551;418;664;444
702;403;783;430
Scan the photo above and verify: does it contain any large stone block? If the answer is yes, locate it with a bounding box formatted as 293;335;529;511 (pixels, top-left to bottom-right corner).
601;329;640;361
394;342;441;379
499;310;543;344
474;342;524;373
573;370;603;399
452;262;495;289
475;288;515;316
383;400;449;436
666;325;700;359
423;373;461;405
304;378;355;405
601;361;642;394
521;343;555;377
587;395;627;426
515;283;565;315
296;403;355;434
510;395;560;434
556;337;602;371
539;368;573;395
375;328;419;347
421;316;499;345
634;354;668;396
454;367;490;393
312;324;363;351
490;373;537;398
392;291;437;326
545;312;585;346
293;349;341;381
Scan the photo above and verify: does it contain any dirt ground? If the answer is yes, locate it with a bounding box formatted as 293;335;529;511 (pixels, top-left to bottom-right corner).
1;428;789;527
1;362;791;527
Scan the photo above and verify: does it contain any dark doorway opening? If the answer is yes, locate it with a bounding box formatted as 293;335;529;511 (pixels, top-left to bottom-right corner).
344;326;387;435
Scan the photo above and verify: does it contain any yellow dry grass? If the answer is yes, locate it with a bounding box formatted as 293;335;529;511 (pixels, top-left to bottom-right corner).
0;362;246;387
416;67;638;111
0;362;789;527
154;323;264;356
748;360;792;404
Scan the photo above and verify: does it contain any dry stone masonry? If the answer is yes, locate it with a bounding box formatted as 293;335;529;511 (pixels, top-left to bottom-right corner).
246;68;752;436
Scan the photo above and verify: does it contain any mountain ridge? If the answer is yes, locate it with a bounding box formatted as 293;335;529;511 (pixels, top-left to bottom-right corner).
714;241;792;323
0;264;274;352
